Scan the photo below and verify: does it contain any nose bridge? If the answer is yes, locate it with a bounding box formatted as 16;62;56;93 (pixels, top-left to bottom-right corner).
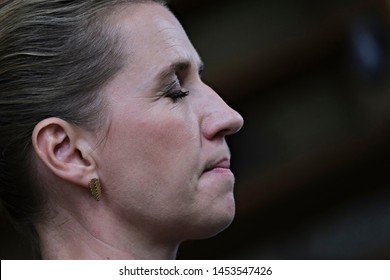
200;85;244;139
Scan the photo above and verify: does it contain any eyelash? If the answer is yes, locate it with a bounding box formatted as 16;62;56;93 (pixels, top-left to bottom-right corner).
163;80;189;103
165;89;189;103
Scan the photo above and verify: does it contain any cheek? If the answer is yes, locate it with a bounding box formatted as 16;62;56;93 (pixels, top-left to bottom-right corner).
141;115;201;193
101;107;201;207
135;111;199;169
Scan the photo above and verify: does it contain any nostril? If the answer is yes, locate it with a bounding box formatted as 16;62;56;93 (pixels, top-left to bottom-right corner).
215;128;233;139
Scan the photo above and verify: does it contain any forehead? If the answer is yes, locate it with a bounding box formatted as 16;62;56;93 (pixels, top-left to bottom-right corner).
112;3;201;70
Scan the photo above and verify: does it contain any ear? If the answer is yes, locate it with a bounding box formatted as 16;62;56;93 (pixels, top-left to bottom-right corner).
32;117;98;188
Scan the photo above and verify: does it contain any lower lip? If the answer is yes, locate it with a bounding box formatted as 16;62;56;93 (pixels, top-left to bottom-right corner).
205;167;233;175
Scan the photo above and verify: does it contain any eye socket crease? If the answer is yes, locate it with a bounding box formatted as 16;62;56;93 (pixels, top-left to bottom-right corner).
156;59;204;85
151;58;204;103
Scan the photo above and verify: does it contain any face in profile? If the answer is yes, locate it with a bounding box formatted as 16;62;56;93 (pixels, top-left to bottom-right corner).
92;3;244;243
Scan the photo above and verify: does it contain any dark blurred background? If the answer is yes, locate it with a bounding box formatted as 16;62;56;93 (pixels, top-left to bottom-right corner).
172;0;390;259
1;0;390;259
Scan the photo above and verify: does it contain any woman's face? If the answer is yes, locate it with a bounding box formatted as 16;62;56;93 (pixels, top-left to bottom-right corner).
95;3;243;242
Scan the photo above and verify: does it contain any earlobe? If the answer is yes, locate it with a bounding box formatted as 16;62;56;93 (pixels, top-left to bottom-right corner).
32;118;97;188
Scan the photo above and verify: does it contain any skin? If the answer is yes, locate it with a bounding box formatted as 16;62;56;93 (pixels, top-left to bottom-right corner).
32;3;243;259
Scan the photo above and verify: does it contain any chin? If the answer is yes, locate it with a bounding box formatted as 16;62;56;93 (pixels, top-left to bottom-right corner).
187;198;236;240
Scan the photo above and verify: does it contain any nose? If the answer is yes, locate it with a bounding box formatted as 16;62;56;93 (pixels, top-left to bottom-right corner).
201;87;244;140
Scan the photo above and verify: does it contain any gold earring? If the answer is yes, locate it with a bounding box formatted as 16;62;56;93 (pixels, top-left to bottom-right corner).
89;178;102;201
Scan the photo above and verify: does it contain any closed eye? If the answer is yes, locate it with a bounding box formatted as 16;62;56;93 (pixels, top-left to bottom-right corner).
160;79;189;103
165;89;189;103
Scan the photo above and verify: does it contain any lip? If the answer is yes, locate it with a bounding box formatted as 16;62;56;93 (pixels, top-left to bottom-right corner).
203;158;232;174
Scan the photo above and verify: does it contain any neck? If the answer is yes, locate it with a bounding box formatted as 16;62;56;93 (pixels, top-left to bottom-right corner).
35;205;179;260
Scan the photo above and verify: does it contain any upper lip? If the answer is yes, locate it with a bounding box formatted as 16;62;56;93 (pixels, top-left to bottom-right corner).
204;158;231;172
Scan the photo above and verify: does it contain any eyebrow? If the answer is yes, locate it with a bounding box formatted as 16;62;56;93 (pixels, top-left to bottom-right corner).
156;59;204;83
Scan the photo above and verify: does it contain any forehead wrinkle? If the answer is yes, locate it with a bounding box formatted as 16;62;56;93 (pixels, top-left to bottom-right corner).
154;16;204;67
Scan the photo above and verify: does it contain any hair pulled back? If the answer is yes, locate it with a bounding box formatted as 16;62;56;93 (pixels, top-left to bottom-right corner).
0;0;165;257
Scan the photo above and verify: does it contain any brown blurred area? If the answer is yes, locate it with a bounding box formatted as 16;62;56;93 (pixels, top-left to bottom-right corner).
2;0;390;259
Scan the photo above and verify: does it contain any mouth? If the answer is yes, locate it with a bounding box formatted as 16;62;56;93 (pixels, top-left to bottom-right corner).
204;158;232;174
